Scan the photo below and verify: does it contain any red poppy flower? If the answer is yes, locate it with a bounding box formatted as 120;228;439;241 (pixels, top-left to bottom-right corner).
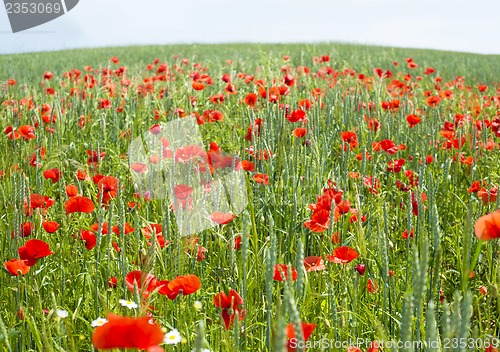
192;82;205;91
224;83;237;94
381;99;400;112
158;274;202;300
87;149;106;165
363;175;380;194
76;169;88;181
207;93;224;105
457;153;473;166
273;264;298;281
210;212;235;225
341;131;357;144
244;93;258;108
4;259;30;276
214;289;245;330
149;154;160;165
387;158;405;173
265;86;280;103
440;89;453;99
285;322;316;352
241;160;255;172
221;73;231;83
478;187;498;205
15;222;34;238
146;124;161;136
91;314;164;350
253;173;269;185
367;117;381;132
209;142;220;153
195;245;207;261
354;151;371;162
125;270;158;298
231;235;242;250
42;221;60;233
205;151;232;171
327;246;358;264
367;278;379;293
112;223;135;235
283;73;295;86
175;145;206;163
80;230;96;250
377;139;399;154
410;191;427;216
298;99;313;110
131;163;148;174
43;168;61;183
97;99;112;109
108;277;118;288
64;196;95;214
97;176;119;204
18;239;54;266
348;209;366;224
330;231;340;244
141;224;162;239
293;127;307;138
468;181;481;193
474;210;500;241
303;256;326;272
65;184;79;197
4;126;19;140
402;228;415;239
30;194;52;209
304;208;330;233
109;241;120;253
90;222;109;234
203;109;224;123
286;109;307;123
172;184;193;201
18;125;36;140
245;118;264;141
334;199;351;215
395;180;410;192
426;95;441;108
424;155;434;164
151;236;166;250
406;114;422;128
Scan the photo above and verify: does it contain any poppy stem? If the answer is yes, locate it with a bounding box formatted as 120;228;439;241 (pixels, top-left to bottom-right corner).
468;241;484;279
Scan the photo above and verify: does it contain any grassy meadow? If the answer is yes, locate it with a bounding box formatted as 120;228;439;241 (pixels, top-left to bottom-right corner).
0;43;500;351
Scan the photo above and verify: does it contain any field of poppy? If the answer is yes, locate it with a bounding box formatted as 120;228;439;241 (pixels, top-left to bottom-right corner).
0;43;499;351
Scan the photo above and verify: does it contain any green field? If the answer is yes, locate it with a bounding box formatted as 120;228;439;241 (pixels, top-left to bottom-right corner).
0;43;499;351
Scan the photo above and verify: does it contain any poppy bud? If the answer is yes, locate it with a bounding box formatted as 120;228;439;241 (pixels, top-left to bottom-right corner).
355;264;366;276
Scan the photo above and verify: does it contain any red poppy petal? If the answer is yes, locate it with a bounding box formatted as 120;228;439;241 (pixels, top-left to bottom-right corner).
64;196;95;214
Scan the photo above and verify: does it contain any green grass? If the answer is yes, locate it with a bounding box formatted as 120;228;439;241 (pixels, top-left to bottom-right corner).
0;43;499;351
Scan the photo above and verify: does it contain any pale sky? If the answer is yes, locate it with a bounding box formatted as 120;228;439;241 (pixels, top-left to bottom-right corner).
0;0;499;55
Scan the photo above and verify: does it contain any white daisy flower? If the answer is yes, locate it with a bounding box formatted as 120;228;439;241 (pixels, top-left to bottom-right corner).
119;299;138;309
193;300;203;311
55;309;69;319
91;317;108;327
164;328;182;345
